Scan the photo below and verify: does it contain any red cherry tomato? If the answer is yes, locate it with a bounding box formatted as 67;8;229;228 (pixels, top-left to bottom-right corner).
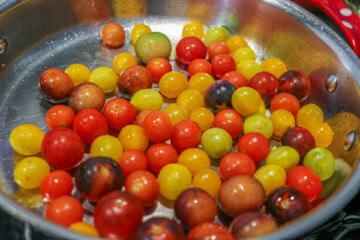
170;120;202;152
187;222;234;240
176;37;207;65
270;93;300;116
146;143;178;173
125;170;160;207
118;149;148;177
211;54;236;79
103;98;136;130
287;165;323;202
73;109;108;145
213;109;243;139
249;72;280;106
143;111;173;143
136;110;153;127
45;105;75;130
40;170;74;201
219;152;255;180
188;59;212;77
208;41;230;60
237;132;270;164
222;71;248;89
101;22;125;48
41;127;84;170
146;58;172;83
45;196;84;227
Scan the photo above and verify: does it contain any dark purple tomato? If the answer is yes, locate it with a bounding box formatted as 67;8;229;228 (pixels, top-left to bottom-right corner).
230;211;277;239
279;70;311;102
174;188;217;229
249;72;280;106
39;68;74;102
265;186;311;223
118;65;152;96
187;222;234;240
176;37;207;65
205;80;236;112
131;217;185;240
75;157;125;202
282;127;316;157
69;82;105;114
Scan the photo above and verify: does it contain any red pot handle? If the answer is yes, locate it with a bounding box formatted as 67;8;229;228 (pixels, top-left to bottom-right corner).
294;0;360;57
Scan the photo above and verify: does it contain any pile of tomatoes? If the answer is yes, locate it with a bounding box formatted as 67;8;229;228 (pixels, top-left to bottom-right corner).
8;20;336;239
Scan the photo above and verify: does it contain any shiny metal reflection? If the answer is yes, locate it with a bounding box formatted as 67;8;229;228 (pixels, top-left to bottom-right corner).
325;74;338;93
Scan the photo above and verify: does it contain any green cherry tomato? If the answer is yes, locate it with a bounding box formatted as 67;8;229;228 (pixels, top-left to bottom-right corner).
303;147;335;181
243;114;274;139
266;146;300;173
200;128;233;159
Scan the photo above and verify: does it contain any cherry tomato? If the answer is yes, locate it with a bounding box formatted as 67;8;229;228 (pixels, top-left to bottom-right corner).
101;22;125;48
90;135;123;161
208;41;230;60
232;87;262;117
40;170;74;201
178;148;210;176
119;125;149;152
89;67;118;93
261;57;287;79
146;58;172;83
219;153;256;180
243;114;274;139
45;196;84;227
136;110;153;127
237;59;261;80
159;71;188;99
112;52;138;75
170;120;202;152
125;170;159;207
182;20;204;39
308;122;333;148
143;110;173;143
69;222;99;237
249;72;280;106
42;127;84;170
9;124;44;156
226;35;248;53
279;70;311;102
131;89;163;111
192;169;222;198
266;146;300;173
118;65;152;96
222;71;248;89
176;37;207;65
237;132;269;164
131;23;151;44
39;68;74;102
73;109;108;145
201;128;233;159
65;63;91;87
189;107;214;131
213;109;243;139
14;157;50;190
103;98;136;131
187;222;234;240
303;147;335;181
163;103;189;126
270;109;295;139
46;105;75;130
254;164;287;196
270;93;300;116
118;149;148;177
188;59;212;77
188;73;215;96
147;143;178;173
205;80;235;112
296;104;324;129
233;47;256;65
287;165;323;202
204;26;228;47
177;89;204;112
211;54;236;79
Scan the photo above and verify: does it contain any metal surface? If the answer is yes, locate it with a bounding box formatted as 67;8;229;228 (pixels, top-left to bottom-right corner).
0;0;360;239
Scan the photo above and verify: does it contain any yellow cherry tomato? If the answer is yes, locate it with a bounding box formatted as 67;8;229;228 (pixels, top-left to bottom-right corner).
178;148;211;176
243;114;274;139
177;89;204;112
226;36;248;54
182;20;204;39
164;103;189;126
189;107;214;131
270;109;295;138
14;157;50;189
192;168;222;198
131;24;152;44
158;163;192;200
90;135;123;161
9;124;44;156
296;104;324;129
257;99;266;114
308;122;333;148
65;64;91;87
130;89;163;111
89;67;118;93
233;47;256;65
69;222;99;237
119;125;149;152
237;59;261;80
261;57;287;79
231;87;262;117
112;52;138;75
188;73;215;96
159;71;188;98
254;164;286;196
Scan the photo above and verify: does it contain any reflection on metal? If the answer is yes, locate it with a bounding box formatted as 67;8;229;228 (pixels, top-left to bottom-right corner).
0;38;7;54
71;0;111;23
111;0;147;18
325;74;338;93
344;130;356;152
10;188;43;209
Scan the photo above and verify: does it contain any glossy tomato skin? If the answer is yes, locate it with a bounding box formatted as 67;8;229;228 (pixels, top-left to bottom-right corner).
69;82;105;114
45;196;84;227
282;127;315;157
170;120;202;152
132;217;185;240
94;191;144;239
213;109;243;139
40;170;74;201
208;41;230;60
237;132;270;164
205;80;236;112
146;58;172;83
219;153;256;180
125;170;159;207
118;149;148;177
75;157;125;202
270;93;300;116
211;54;236;79
118;65;152;96
147;143;178;173
286;165;323;202
176;37;207;65
249;72;280;106
222;71;248;89
143;111;173;143
188;59;212;77
39;68;73;102
41;127;84;170
136;110;153;127
279;70;311;102
73;109;108;145
103;98;136;130
45;105;75;130
187;222;234;240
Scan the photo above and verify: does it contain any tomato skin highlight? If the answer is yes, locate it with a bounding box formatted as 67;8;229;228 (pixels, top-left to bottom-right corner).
176;37;207;65
103;98;136;131
40;170;74;201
